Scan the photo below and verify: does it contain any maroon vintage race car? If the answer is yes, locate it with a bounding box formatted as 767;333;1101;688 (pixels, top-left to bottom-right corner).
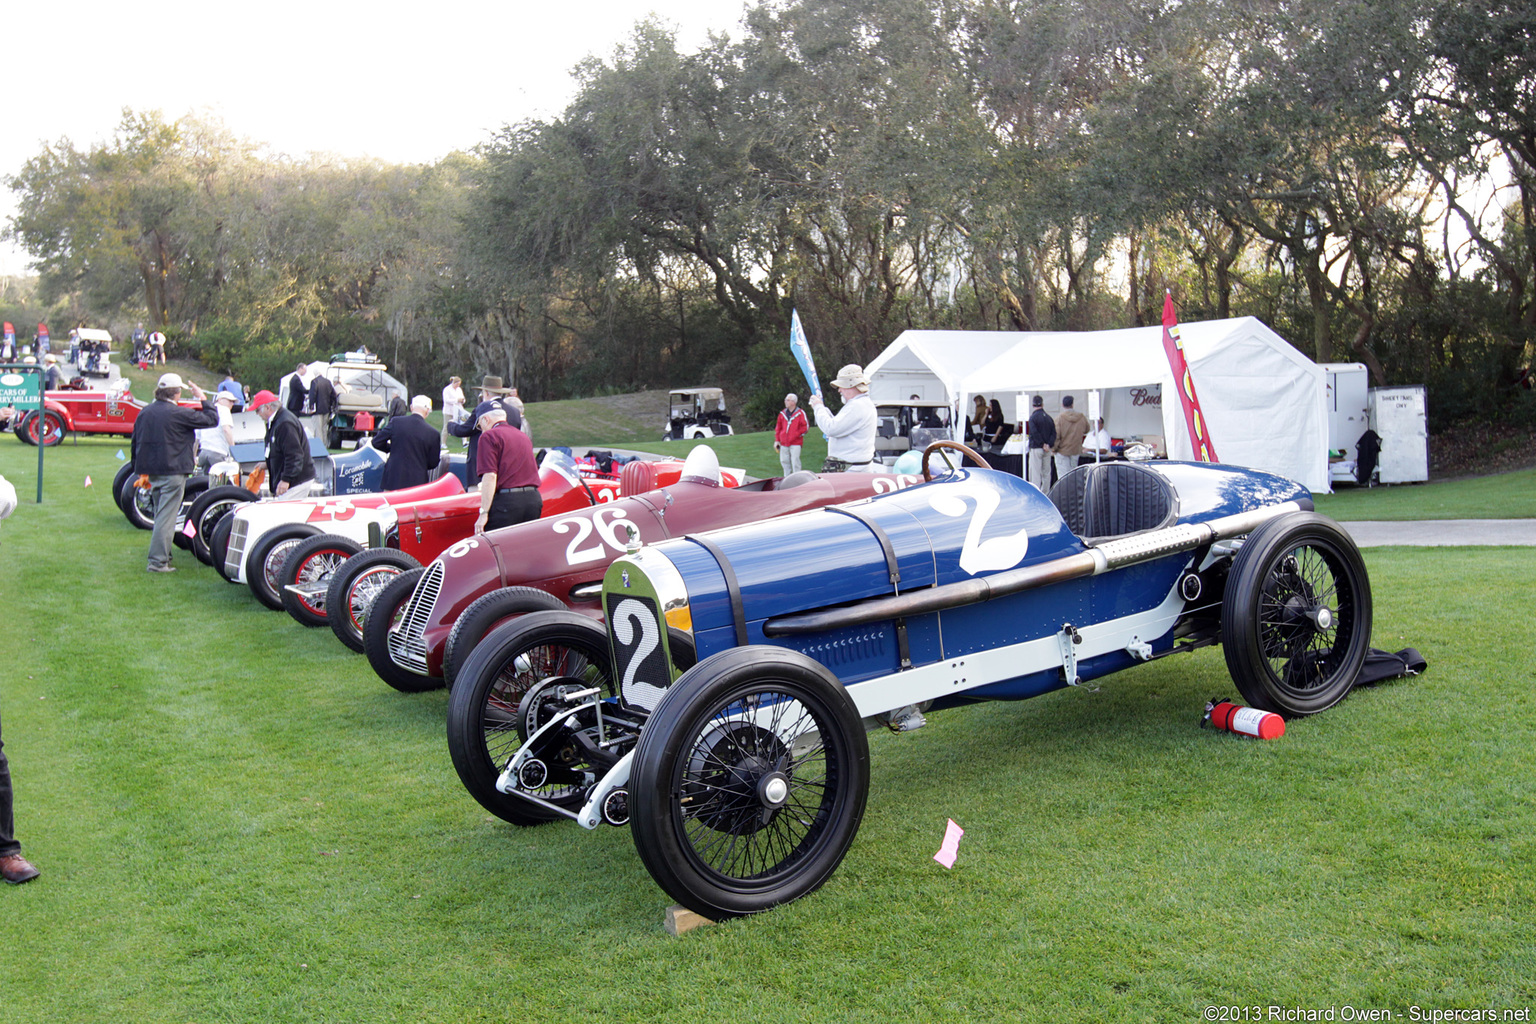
363;447;924;693
299;452;745;646
12;381;203;446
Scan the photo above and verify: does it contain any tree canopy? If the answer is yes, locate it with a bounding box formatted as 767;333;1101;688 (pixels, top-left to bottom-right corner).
7;0;1534;430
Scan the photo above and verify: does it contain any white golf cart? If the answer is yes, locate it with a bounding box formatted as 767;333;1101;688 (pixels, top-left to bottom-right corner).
663;387;733;441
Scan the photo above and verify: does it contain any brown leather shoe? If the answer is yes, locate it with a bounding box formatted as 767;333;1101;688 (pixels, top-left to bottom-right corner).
1;854;40;884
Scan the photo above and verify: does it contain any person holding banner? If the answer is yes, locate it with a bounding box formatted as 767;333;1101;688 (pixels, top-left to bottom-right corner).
809;364;878;473
774;393;809;476
131;373;218;572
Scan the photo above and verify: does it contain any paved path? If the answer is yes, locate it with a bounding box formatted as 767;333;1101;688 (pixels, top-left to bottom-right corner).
1342;520;1536;547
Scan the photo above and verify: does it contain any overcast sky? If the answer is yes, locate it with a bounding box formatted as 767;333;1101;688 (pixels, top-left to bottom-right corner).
1;0;748;276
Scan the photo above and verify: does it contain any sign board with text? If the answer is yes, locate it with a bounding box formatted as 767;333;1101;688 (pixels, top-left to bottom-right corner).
0;369;42;410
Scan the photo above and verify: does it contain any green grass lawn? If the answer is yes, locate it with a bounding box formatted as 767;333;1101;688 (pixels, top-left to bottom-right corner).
1312;467;1536;521
3;437;1534;1022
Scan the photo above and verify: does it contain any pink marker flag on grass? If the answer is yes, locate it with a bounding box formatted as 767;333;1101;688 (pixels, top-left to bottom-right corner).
934;818;965;869
84;475;92;488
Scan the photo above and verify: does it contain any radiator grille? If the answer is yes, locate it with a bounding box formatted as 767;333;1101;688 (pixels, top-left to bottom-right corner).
388;561;444;673
224;518;250;579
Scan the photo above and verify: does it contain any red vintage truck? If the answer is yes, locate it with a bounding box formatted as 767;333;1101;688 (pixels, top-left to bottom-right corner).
11;380;202;446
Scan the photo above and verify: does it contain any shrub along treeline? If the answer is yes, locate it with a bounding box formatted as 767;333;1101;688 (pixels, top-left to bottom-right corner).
7;0;1534;431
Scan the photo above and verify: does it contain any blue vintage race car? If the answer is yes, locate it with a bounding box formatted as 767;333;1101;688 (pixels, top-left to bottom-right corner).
444;442;1372;920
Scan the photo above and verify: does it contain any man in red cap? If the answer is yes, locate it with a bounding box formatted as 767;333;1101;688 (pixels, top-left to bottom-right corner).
250;389;316;499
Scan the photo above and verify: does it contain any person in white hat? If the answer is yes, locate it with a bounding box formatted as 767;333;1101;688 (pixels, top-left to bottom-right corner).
130;373;217;572
195;389;238;472
808;364;878;473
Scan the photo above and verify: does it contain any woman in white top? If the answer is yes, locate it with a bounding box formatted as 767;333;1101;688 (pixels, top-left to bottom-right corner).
441;376;465;448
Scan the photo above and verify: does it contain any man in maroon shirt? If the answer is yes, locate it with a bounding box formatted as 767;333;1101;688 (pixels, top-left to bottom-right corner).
474;406;542;532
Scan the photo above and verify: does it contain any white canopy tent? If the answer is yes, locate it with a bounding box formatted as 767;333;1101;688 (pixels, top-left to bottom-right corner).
867;318;1330;492
862;331;1024;403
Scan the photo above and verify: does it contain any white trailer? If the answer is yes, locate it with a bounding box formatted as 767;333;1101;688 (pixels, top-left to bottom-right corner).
1368;386;1429;484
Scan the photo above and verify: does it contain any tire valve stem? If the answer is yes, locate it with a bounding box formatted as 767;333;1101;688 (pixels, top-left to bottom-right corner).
1202;697;1285;740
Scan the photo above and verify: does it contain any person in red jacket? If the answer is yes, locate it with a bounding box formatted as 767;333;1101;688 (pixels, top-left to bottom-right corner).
774;392;809;476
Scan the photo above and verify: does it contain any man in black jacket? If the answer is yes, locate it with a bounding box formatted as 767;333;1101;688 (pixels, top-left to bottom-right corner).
250;388;316;500
130;373;218;572
1026;394;1057;490
309;372;336;420
371;394;443;490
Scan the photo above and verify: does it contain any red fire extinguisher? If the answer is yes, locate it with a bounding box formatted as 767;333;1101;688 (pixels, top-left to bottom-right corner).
1203;698;1285;740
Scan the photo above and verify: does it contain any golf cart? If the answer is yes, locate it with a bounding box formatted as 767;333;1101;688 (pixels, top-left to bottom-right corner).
663;387;733;441
322;352;402;449
76;328;114;377
873;399;956;466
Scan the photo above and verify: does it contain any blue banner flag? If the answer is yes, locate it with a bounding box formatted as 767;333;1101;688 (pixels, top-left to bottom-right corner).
788;309;822;401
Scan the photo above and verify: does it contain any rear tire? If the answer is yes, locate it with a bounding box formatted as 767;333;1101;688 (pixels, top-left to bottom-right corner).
442;586;567;691
280;534;364;626
326;548;421;653
362;568;438;692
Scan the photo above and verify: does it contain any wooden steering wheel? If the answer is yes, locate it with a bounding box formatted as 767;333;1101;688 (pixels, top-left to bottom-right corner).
921;440;991;482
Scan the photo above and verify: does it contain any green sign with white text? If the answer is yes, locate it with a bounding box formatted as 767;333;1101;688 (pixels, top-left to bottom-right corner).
0;369;42;410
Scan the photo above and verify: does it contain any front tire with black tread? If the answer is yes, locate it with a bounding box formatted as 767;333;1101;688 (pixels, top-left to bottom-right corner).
118;474;155;530
629;646;870;920
111;462;135;511
19;410;66;447
326;548;421;652
362;568;436;692
1222;512;1372;717
186;486;258;566
442;586;568;691
246;524;320;610
280;534;365;626
445;611;615;825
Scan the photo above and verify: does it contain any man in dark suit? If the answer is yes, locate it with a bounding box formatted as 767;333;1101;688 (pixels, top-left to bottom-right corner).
371;394;443;491
250;388;317;500
309;372;336;420
284;363;309;415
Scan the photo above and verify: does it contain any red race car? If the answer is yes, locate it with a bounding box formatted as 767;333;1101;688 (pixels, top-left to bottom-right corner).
301;451;745;646
363;447;924;693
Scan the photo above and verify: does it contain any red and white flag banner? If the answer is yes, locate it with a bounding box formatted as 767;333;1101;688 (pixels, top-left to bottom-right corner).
1161;291;1218;462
